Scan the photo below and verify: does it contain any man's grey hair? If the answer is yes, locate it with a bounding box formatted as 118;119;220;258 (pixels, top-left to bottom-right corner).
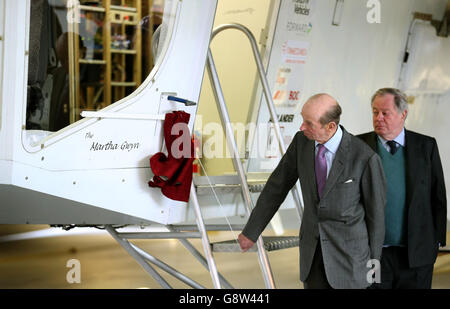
319;103;342;126
307;93;342;126
371;88;408;114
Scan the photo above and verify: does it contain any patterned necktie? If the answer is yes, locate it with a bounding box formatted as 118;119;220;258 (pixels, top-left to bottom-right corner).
386;140;398;155
315;144;327;199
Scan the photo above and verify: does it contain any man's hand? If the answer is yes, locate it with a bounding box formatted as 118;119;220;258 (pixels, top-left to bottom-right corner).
238;233;255;252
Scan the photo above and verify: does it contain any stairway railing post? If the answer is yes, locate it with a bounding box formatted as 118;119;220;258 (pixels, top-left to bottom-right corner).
211;24;304;221
190;183;222;289
206;49;276;289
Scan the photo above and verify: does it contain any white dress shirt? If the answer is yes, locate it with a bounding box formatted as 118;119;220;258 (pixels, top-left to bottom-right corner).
377;128;405;152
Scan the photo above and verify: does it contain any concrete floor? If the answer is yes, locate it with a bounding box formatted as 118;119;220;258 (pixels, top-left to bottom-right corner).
0;225;449;289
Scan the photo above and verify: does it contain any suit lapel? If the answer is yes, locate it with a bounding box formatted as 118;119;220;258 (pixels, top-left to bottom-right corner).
404;130;419;207
366;132;378;152
299;137;319;202
320;127;349;200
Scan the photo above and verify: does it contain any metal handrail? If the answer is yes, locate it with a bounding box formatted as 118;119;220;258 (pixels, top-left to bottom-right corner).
206;49;275;289
211;23;304;221
207;23;305;289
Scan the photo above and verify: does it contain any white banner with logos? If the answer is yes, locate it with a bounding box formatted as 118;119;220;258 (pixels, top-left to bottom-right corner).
248;0;315;171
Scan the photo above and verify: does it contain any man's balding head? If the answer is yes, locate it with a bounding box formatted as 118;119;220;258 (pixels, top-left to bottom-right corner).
300;93;342;143
304;93;342;126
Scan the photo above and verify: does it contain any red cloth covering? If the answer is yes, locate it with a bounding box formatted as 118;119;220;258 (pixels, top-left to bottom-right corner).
148;111;195;202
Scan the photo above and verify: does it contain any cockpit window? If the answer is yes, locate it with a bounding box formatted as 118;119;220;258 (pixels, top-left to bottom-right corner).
25;0;173;133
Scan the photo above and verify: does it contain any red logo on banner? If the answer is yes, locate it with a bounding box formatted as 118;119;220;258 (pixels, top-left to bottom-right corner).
273;90;287;101
289;91;299;101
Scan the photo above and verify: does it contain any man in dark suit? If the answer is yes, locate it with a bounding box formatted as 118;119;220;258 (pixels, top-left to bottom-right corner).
358;87;447;289
238;94;386;289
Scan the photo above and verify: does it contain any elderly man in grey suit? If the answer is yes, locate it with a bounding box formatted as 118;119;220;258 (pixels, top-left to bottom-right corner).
238;93;386;289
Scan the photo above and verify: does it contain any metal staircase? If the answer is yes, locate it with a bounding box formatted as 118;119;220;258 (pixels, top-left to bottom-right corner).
199;23;304;288
104;23;304;289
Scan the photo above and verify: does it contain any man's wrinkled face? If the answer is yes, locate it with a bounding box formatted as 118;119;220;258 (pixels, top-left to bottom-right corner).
300;104;330;143
372;94;406;140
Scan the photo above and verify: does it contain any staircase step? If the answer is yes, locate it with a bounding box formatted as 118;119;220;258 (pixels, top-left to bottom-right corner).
211;236;299;253
193;174;268;195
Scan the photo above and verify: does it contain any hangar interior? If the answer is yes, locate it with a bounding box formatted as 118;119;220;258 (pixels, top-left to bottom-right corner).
1;0;450;289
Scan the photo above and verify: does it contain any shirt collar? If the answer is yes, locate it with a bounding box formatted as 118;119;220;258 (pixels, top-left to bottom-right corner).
378;127;405;147
315;125;343;154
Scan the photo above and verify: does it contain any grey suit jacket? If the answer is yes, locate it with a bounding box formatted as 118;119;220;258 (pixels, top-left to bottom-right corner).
242;126;386;289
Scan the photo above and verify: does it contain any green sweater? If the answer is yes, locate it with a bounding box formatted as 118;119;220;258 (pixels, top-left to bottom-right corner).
377;140;407;246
